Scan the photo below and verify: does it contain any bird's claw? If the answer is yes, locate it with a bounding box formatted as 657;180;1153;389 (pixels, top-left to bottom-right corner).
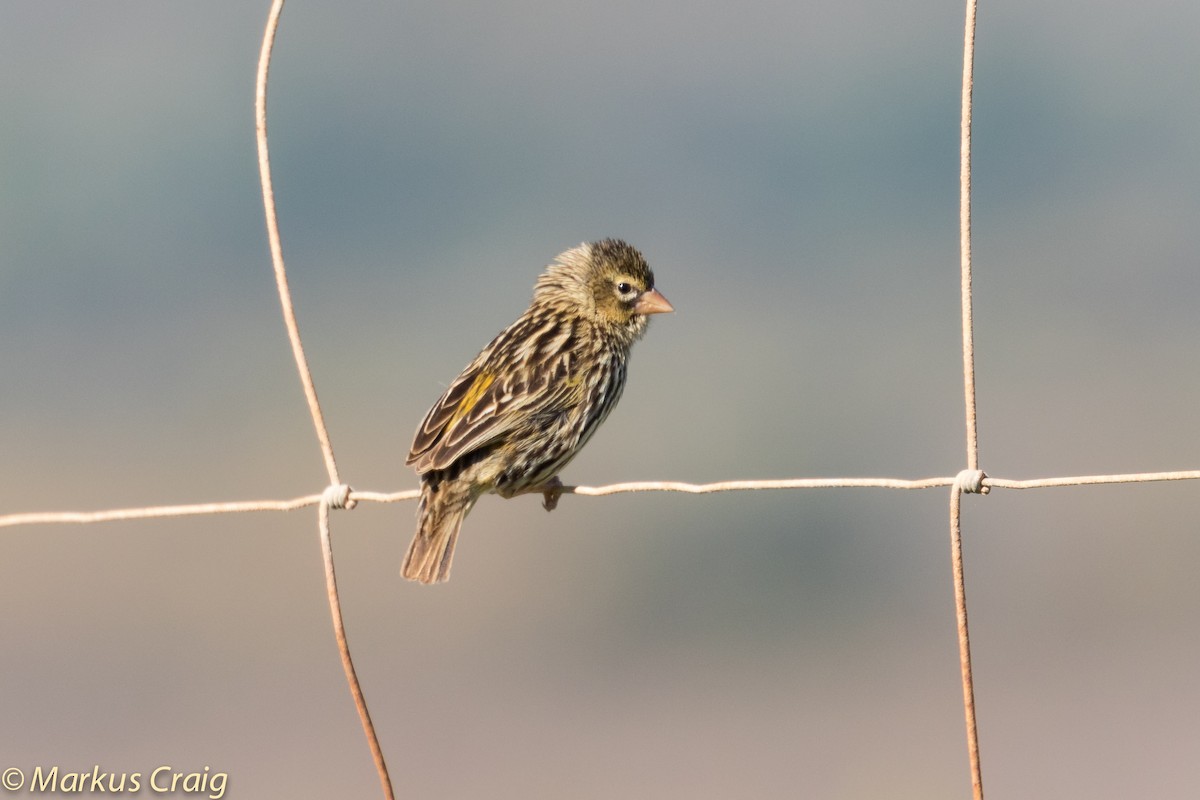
540;477;564;512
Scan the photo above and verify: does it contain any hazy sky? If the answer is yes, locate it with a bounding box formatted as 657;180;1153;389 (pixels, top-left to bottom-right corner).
2;2;1198;798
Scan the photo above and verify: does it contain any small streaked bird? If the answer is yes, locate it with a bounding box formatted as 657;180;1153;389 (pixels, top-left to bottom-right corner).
403;239;673;584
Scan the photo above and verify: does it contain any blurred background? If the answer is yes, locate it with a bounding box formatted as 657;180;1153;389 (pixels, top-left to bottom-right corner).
2;1;1198;797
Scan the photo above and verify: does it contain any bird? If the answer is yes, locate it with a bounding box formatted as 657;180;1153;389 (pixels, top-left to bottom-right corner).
403;239;673;584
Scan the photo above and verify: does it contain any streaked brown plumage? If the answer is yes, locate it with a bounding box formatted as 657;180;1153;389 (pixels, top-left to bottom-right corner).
403;239;672;584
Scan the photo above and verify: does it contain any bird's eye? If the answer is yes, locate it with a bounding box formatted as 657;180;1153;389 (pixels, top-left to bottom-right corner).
616;281;634;295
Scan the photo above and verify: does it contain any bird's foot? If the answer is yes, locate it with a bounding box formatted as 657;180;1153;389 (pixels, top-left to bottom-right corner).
539;477;564;512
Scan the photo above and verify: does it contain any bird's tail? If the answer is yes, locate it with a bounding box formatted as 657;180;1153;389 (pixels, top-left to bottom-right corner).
402;479;479;584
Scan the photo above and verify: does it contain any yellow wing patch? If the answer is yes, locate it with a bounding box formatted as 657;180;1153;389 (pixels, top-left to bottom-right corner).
448;371;496;427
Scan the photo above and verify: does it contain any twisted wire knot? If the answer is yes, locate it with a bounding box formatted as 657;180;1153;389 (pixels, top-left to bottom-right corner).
322;483;356;510
954;469;989;495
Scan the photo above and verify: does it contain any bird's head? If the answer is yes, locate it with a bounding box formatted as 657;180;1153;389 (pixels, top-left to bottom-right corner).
534;239;673;343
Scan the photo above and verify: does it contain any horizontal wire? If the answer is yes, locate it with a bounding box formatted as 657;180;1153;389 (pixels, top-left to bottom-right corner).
0;496;327;527
3;470;1198;530
566;477;955;494
986;470;1200;489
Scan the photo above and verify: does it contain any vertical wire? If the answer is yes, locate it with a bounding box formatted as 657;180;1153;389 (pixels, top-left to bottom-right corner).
320;499;396;800
255;0;344;486
950;487;984;800
960;0;981;471
954;2;985;797
256;3;387;797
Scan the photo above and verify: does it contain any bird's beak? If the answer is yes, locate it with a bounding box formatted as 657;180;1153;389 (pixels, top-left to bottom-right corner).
634;288;674;315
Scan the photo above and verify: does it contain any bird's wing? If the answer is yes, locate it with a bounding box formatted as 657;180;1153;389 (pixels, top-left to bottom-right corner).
407;318;577;474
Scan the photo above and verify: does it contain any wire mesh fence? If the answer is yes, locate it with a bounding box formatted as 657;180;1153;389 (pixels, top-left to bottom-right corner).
2;1;1197;798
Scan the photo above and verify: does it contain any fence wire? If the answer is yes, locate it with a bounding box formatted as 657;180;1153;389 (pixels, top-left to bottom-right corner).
7;468;1200;532
2;0;1196;798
